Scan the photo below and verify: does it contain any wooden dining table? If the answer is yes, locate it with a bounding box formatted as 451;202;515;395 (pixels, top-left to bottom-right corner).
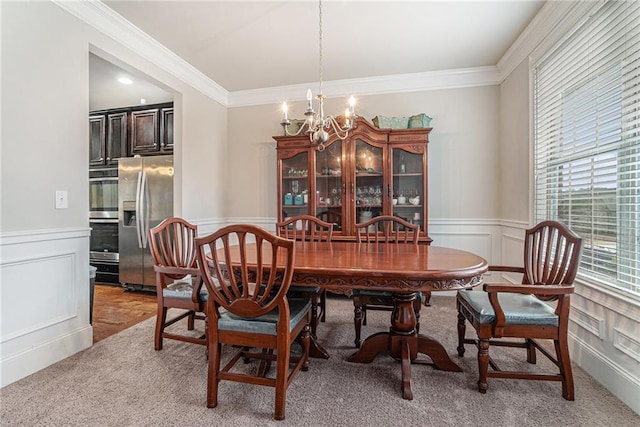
217;240;488;400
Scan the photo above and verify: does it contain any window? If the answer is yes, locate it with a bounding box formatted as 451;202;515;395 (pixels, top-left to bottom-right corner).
533;0;640;295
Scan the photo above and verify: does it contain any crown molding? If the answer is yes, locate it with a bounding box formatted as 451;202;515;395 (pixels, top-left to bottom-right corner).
228;66;501;108
55;0;589;109
52;0;228;106
497;0;603;81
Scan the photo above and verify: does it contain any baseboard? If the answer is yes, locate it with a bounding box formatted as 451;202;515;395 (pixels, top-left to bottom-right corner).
569;332;640;415
1;325;93;388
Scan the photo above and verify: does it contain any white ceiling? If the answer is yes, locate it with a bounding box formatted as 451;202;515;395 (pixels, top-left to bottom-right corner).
89;54;173;110
95;0;545;98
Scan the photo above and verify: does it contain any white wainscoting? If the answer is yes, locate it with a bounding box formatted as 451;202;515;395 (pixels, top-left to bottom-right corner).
0;228;93;388
569;282;640;414
192;217;276;237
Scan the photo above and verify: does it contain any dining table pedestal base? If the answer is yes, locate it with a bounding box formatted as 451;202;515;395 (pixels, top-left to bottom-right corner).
309;335;330;359
347;292;462;400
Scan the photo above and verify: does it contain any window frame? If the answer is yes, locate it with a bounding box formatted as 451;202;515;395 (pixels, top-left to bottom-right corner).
530;0;640;299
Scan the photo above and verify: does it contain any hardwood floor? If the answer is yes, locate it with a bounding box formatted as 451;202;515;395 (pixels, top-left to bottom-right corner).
92;283;157;343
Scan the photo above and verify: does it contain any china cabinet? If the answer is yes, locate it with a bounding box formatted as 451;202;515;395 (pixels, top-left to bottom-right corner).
274;117;432;243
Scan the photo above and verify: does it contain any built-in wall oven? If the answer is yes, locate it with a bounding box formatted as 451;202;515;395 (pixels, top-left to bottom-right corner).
90;167;120;284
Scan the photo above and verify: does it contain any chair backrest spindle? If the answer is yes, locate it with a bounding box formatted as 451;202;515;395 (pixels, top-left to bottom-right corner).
149;217;199;279
355;215;419;245
522;221;583;300
196;224;296;319
277;214;334;242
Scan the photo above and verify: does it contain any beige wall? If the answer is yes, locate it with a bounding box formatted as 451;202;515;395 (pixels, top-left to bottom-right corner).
498;59;531;223
228;85;501;220
227;104;282;219
2;2;91;231
180;95;228;220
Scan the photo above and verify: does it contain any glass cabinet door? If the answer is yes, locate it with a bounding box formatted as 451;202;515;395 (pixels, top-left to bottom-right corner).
315;141;343;232
392;148;424;231
354;139;384;227
281;152;309;219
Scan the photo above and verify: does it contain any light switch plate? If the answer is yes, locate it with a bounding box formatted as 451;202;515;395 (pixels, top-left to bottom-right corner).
55;190;68;209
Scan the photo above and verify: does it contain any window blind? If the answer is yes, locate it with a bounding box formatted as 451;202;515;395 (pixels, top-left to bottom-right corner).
533;0;640;294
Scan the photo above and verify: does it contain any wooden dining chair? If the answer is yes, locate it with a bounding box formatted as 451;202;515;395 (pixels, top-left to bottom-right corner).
353;215;422;348
195;224;311;421
276;214;334;336
148;217;207;350
457;220;583;399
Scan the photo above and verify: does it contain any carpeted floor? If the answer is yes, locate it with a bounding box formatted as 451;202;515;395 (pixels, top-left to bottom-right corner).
1;295;638;426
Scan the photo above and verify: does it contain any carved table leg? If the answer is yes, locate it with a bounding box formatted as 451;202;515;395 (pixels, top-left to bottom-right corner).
400;338;413;400
416;334;462;372
347;332;390;363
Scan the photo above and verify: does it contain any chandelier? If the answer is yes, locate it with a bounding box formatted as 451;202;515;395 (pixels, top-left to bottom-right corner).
280;0;356;151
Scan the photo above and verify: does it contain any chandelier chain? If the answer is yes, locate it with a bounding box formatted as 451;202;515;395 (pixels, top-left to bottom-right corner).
318;0;323;96
279;0;355;149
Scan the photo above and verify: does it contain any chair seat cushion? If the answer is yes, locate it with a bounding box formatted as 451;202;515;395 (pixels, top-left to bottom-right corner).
163;279;208;302
458;290;558;327
288;285;321;294
218;299;312;335
353;289;423;298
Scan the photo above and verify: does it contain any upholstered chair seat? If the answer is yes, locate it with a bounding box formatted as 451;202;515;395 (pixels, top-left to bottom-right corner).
162;277;209;300
457;290;558;327
219;299;311;335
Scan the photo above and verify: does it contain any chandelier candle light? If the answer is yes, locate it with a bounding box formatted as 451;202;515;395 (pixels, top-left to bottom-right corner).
280;0;356;151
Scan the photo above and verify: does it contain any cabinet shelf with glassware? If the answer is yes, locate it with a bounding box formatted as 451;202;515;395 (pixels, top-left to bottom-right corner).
278;149;311;218
274;116;432;243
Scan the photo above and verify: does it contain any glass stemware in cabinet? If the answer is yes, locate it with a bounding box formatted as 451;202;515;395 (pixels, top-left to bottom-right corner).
315;141;343;231
281;152;309;216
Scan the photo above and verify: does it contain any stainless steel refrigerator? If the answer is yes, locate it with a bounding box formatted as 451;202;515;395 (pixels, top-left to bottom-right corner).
118;155;173;288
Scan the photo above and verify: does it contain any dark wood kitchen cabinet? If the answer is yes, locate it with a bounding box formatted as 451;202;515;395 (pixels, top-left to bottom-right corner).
106;112;127;166
160;107;174;151
89;102;173;165
130;104;173;155
89;115;106;167
274;116;432;243
89;112;127;167
130;108;160;154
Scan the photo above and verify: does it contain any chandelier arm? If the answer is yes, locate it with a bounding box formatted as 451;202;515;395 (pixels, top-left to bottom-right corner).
282;118;314;137
325;116;350;140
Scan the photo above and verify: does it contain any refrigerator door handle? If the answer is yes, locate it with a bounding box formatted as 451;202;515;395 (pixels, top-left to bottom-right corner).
135;171;144;249
140;170;148;249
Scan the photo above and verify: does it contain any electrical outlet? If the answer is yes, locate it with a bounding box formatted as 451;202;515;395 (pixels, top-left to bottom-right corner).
55;190;68;209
